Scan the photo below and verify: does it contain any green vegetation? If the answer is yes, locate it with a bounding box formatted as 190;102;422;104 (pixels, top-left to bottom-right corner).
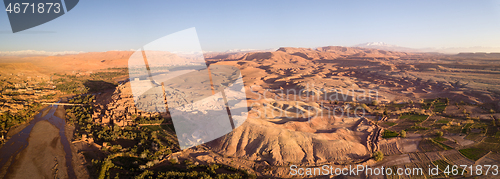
65;94;254;178
465;133;483;141
486;125;499;136
436;131;443;137
41;94;55;100
67;95;172;177
144;125;163;131
430;138;452;150
443;125;462;134
459;148;488;161
54;68;128;94
419;139;443;152
135;115;165;124
433;99;448;113
133;164;257;179
400;130;406;138
360;103;371;113
56;81;87;94
90;70;128;80
406;125;429;131
433;105;446;113
98;159;114;179
484;137;500;144
392;103;405;108
0;102;42;144
422;99;433;110
462;123;472;133
0;103;40;128
434;137;447;142
420;98;448;113
373;151;384;161
382;121;396;126
432;160;466;176
432;160;450;172
399;112;429;122
382;130;399;139
436;119;450;124
475;142;500;152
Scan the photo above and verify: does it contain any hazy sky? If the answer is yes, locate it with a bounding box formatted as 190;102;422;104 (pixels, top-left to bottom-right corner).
1;0;500;52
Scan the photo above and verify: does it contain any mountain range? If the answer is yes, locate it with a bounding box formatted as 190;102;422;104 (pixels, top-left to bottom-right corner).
354;42;500;54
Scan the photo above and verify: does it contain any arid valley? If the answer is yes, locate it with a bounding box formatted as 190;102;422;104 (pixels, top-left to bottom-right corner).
0;46;499;178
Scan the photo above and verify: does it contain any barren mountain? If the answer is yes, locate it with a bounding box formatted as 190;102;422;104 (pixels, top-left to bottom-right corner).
207;102;375;166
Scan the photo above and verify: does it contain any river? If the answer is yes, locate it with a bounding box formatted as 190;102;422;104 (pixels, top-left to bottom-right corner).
0;104;76;178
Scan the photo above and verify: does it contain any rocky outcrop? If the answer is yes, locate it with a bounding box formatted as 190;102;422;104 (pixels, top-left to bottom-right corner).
207;116;371;165
207;100;374;166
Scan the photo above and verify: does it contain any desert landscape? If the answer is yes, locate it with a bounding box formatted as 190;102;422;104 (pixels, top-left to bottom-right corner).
0;45;499;178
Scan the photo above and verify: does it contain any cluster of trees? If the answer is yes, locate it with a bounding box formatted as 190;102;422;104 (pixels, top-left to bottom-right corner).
68;95;172;155
382;130;399;139
96;158;114;179
0;102;41;144
0;102;41;131
0;111;26;131
54;68;128;95
373;151;384;161
134;115;165;124
420;98;448;110
56;81;88;94
68;95;94;104
67;93;258;178
67;95;175;177
89;69;128;81
400;130;407;138
93;124;173;159
134;163;256;179
66;95;95;136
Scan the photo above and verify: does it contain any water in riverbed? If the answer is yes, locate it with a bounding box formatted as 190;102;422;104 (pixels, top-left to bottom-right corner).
0;105;76;178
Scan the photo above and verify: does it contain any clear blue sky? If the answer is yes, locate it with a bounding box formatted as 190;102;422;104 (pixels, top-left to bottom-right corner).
1;0;500;52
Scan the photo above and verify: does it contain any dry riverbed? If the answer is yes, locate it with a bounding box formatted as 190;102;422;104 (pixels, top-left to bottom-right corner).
1;104;89;179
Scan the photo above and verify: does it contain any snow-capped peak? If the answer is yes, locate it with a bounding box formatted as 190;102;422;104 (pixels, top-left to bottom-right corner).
355;42;395;47
353;42;420;52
